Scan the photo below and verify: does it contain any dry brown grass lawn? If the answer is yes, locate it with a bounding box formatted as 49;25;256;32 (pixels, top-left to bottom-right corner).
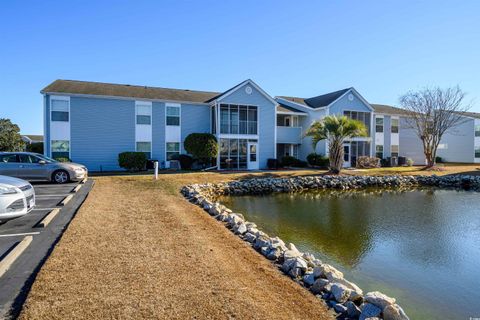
19;172;334;320
19;165;478;319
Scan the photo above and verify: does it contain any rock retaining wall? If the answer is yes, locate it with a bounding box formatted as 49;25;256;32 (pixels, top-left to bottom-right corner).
181;174;480;320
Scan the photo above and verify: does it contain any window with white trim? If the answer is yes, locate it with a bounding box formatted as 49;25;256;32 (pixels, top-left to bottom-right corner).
219;104;257;134
391;145;399;158
166;142;180;160
475;125;480;137
136;105;151;125
375;117;384;133
51;140;70;159
136;142;151;159
51;99;69;122
475;147;480;158
166;106;180;126
375;145;384;159
391;118;399;133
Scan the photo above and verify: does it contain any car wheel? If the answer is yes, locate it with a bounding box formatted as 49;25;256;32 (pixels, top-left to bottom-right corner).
52;170;69;184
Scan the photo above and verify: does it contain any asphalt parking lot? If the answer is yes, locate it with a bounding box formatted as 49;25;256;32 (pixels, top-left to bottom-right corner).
0;179;93;319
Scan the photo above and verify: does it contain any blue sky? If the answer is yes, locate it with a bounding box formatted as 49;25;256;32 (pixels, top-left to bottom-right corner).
1;1;479;134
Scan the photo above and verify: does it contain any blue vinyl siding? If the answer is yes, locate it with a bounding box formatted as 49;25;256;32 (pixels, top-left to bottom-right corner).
70;97;135;171
151;102;165;164
219;82;276;169
329;91;372;115
181;104;211;153
276;126;302;144
437;117;475;163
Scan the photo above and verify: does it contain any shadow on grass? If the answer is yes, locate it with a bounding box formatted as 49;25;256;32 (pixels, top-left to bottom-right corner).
444;169;480;177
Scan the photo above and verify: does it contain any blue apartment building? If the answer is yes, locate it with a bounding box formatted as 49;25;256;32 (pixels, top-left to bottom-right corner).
41;79;428;171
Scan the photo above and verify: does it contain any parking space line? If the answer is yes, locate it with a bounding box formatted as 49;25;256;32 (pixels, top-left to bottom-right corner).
0;236;33;278
32;208;58;211
0;232;39;238
37;209;60;228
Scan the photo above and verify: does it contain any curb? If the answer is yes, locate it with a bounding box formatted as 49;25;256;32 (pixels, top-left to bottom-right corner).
60;194;73;206
72;184;82;193
0;236;33;278
37;208;60;228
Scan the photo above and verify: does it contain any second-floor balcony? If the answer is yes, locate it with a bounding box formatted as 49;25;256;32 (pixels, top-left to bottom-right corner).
277;126;302;144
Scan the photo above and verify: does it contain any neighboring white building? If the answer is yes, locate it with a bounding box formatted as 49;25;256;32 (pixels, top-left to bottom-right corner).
437;112;480;164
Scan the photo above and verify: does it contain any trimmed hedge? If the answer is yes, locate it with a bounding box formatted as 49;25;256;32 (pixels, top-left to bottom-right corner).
280;156;296;167
54;157;71;163
184;133;217;166
26;142;44;154
172;154;194;170
306;153;329;168
267;158;279;169
118;152;147;171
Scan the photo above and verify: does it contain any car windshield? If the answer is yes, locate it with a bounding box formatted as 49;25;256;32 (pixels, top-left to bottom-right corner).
35;154;58;163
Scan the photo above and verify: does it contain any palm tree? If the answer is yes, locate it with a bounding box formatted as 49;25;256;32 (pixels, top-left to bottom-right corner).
305;115;368;174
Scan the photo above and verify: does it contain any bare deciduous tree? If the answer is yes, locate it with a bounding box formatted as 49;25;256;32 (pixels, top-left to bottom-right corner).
399;86;471;168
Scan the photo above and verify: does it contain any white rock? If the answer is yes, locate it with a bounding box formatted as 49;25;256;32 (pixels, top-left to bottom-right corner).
303;273;315;286
283;249;302;260
346;301;361;318
287;243;299;251
234;223;247;235
359;303;382;320
281;258;296;273
293;257;308;270
365;291;396;310
331;283;351;303
253;235;271;250
244;232;257;243
310;278;329;294
266;247;282;260
322;264;344;281
383;304;410;320
302;252;315;261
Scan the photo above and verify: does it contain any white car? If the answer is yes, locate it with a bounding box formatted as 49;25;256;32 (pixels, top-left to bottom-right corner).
0;175;35;223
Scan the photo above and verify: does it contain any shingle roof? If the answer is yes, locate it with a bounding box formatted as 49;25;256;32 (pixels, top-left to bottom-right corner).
277;103;307;114
278;88;351;109
41;80;220;103
277;96;308;106
22;135;43;141
457;111;480;119
371;104;408;115
304;88;351;109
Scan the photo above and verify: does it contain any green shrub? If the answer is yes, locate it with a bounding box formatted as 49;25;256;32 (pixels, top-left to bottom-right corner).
306;153;329;168
267;158;279;169
26;142;44;154
54;157;71;163
280;156;296;167
356;156;381;169
118;152;147;171
406;158;414;166
293;159;308;168
172;154;194;170
435;156;443;163
184;133;217;166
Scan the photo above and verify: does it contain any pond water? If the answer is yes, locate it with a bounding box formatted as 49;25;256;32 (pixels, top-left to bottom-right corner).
220;188;480;320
